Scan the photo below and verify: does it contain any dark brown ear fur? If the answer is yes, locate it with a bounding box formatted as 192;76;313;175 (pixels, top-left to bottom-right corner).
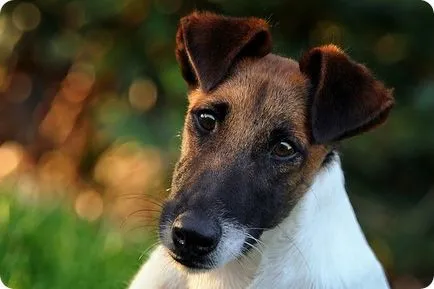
176;12;272;92
299;45;394;144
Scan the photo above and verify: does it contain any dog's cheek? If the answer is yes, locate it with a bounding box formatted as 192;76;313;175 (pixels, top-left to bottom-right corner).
259;171;307;229
263;149;330;228
233;168;286;230
263;186;294;228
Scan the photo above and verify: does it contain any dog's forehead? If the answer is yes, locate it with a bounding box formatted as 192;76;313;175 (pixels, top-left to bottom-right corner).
225;54;307;110
189;54;310;140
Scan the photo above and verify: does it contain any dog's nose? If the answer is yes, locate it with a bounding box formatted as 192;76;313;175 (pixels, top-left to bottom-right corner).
172;212;221;256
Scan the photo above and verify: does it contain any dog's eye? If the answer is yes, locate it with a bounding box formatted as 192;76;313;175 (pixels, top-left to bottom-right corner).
195;111;217;133
272;141;297;159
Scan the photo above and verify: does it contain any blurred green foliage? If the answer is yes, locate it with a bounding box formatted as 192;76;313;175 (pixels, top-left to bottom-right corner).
0;0;433;288
0;190;151;289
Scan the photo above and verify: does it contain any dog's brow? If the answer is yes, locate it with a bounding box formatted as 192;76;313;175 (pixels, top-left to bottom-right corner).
270;125;306;149
192;101;229;116
210;101;229;113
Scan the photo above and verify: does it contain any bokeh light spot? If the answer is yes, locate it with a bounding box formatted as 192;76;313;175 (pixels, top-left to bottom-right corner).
310;21;345;45
375;34;408;64
12;2;41;31
75;189;104;222
128;78;157;112
94;141;163;193
0;16;23;52
0;142;24;180
38;151;76;186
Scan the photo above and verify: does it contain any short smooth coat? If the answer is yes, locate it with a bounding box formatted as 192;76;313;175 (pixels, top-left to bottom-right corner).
128;158;390;289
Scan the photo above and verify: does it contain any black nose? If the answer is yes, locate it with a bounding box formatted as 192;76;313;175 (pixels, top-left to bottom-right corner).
172;211;221;256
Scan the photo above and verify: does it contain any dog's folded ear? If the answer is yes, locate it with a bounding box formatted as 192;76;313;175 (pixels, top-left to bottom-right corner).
176;12;272;92
299;45;394;144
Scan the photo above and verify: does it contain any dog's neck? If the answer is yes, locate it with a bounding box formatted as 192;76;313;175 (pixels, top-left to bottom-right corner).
187;157;389;289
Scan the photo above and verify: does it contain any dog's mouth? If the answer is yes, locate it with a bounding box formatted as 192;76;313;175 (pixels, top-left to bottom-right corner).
166;238;259;271
168;251;214;270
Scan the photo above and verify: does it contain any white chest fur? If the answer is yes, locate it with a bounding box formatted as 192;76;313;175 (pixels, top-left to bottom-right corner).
128;159;390;289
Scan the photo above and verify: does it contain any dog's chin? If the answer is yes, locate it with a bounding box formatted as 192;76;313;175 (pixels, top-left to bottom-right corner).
168;251;216;272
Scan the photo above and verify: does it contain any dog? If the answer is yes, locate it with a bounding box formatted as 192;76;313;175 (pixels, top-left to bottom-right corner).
128;12;394;289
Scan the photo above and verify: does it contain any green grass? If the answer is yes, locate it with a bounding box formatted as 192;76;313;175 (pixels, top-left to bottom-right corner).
0;191;153;289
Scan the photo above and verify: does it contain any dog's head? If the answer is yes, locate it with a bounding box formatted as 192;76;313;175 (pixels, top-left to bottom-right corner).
159;12;394;270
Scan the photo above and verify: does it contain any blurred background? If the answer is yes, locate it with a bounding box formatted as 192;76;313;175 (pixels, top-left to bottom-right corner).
0;0;432;288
